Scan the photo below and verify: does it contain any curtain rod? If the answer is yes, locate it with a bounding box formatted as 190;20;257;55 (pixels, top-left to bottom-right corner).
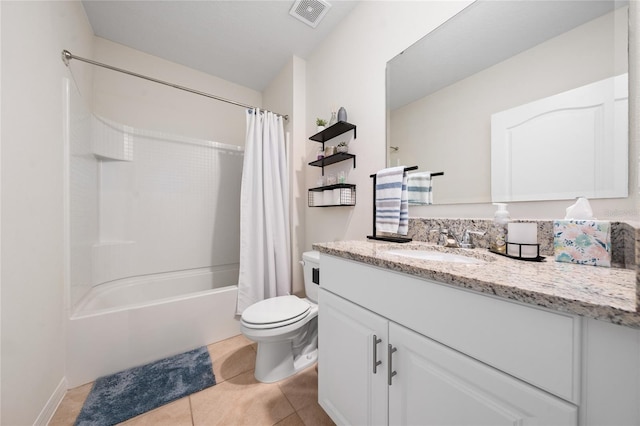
61;50;288;121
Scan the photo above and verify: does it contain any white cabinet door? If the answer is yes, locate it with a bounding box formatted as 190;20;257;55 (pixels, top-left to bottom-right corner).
319;288;388;426
388;322;578;426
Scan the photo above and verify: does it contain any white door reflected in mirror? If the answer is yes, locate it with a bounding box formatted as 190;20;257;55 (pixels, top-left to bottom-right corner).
491;74;628;203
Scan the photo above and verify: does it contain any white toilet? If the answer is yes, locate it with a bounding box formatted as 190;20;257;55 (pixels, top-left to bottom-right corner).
240;250;320;383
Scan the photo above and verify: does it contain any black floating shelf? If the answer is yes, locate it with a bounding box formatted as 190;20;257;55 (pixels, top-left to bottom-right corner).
309;152;356;168
309;121;357;142
308;183;356;192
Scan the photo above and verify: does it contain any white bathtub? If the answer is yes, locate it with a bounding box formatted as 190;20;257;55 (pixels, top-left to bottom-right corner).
66;266;241;387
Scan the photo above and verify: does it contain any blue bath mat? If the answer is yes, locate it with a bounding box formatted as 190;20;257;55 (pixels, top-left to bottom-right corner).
75;346;215;426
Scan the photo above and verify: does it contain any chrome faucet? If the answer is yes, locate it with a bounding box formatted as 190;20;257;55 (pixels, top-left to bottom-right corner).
460;229;486;249
437;228;461;248
430;228;486;248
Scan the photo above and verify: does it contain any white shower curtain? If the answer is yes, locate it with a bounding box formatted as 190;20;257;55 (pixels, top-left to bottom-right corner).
236;109;291;314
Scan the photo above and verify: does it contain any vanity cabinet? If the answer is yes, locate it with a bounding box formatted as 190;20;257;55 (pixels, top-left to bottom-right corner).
319;288;577;425
318;254;580;425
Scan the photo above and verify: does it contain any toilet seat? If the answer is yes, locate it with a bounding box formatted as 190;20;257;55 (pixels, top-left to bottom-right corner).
241;295;311;329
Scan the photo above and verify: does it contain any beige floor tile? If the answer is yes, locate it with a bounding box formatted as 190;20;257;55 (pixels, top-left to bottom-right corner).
49;382;94;426
207;334;256;383
120;397;193;426
190;370;295;426
278;364;319;411
295;402;336;426
51;335;331;426
274;412;305;426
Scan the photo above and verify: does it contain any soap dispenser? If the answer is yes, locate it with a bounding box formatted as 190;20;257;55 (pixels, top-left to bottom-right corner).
490;203;510;254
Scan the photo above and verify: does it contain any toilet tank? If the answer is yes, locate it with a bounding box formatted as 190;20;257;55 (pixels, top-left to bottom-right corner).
302;251;320;303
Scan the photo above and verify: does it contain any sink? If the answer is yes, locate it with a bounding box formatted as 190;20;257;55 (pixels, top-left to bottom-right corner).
385;249;487;264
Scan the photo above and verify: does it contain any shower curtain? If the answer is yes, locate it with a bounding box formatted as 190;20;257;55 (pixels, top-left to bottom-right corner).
236;109;291;314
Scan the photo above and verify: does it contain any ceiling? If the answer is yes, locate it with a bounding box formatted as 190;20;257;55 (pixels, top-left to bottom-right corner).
81;0;359;92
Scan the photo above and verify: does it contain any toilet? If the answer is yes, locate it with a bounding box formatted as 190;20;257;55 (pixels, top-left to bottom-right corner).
240;250;320;383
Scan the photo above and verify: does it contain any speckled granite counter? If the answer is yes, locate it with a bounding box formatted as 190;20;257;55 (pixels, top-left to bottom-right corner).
312;240;640;328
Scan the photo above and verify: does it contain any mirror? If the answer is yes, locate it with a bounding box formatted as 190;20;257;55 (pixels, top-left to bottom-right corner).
387;0;629;205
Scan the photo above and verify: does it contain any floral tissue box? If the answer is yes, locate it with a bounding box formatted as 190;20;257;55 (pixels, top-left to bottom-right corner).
553;220;611;267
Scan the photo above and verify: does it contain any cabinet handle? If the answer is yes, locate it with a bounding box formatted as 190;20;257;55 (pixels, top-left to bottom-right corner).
372;335;382;374
388;344;397;386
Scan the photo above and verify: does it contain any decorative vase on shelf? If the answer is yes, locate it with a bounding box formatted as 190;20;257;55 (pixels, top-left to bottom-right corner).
337;143;348;153
317;125;325;132
337;107;347;122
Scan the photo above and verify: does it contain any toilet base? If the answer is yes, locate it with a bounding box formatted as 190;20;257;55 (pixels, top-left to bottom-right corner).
254;341;318;383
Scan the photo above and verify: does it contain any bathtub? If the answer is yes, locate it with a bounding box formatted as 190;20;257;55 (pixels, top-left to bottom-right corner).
66;266;241;387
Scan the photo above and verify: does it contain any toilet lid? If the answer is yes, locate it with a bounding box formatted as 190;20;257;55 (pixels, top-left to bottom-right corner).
242;295;310;327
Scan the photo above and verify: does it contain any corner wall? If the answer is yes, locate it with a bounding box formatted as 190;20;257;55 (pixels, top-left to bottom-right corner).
263;56;307;295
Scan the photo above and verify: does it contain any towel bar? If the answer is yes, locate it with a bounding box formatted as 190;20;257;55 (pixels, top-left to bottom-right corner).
367;167;443;243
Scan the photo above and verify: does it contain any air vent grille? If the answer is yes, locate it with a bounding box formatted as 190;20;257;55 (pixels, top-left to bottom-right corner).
289;0;331;28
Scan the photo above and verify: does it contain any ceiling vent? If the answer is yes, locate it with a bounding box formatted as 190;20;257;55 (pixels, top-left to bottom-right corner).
289;0;331;28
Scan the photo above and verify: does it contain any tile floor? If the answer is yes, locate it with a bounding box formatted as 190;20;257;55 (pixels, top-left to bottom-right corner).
49;335;335;426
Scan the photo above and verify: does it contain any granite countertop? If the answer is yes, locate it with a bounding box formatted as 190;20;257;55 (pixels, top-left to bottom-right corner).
312;240;639;328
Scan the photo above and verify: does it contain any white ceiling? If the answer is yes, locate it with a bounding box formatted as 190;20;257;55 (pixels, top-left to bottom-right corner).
81;0;359;92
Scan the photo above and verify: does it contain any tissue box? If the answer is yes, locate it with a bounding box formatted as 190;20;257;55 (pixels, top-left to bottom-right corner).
553;220;611;267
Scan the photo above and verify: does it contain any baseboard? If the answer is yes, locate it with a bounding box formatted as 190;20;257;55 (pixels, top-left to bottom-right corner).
33;376;67;426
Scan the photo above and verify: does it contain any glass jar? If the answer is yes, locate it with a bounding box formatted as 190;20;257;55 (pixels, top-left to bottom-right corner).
328;111;337;126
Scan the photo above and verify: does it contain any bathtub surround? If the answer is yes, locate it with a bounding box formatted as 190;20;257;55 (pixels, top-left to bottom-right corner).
237;109;291;314
65;81;243;387
67;85;244;309
75;346;215;425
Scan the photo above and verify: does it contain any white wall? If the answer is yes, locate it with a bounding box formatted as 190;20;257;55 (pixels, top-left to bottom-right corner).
91;37;261;146
305;0;639;254
0;1;94;424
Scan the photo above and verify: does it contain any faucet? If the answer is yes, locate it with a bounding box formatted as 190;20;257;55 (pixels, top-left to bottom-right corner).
430;228;486;248
437;228;461;248
460;229;486;249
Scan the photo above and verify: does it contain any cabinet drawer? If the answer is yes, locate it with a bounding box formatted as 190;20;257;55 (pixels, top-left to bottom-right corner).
320;254;581;403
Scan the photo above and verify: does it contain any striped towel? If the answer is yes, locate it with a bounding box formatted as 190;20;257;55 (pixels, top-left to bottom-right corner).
407;172;433;205
375;166;409;235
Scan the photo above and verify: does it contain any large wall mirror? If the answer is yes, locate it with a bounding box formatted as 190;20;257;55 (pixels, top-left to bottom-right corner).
387;0;629;205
